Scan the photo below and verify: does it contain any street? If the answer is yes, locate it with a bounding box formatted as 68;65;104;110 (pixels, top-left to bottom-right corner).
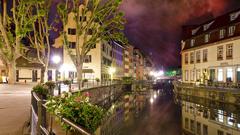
0;84;34;135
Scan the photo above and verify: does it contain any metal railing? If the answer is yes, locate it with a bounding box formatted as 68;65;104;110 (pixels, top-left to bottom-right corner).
31;81;153;135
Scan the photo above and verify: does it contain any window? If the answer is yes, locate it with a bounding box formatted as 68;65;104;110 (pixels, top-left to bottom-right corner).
226;44;233;59
84;55;92;63
197;122;201;135
227;68;233;82
190;39;195;47
217;46;223;60
196;51;201;63
185;118;189;129
190;70;195;81
219;29;225;39
185;70;189;81
87;29;93;35
190;52;194;64
203;125;208;135
217;130;224;135
68;28;76;35
204;34;210;43
196;70;201;80
190;119;195;132
185;53;189;64
218;69;223;81
228;26;235;36
227;113;234;126
203;49;208;62
218;110;224;123
69;42;76;49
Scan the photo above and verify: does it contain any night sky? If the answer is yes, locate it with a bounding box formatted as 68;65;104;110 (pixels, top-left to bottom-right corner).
120;0;240;68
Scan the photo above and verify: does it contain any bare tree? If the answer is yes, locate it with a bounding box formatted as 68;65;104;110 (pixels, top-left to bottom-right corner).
57;0;127;89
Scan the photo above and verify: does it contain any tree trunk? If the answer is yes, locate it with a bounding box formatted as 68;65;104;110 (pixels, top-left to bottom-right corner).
8;61;16;84
77;65;83;90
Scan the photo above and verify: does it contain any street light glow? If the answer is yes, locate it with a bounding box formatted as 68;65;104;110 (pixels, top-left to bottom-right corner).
52;55;61;64
109;67;116;74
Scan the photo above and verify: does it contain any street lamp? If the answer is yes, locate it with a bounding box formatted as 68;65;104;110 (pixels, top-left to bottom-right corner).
108;67;116;84
52;55;61;64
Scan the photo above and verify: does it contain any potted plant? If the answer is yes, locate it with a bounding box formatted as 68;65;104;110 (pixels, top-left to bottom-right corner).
82;79;88;87
32;84;48;99
63;79;72;92
95;78;100;86
45;81;56;96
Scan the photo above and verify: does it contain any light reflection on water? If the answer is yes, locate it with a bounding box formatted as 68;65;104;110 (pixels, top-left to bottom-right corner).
102;82;240;135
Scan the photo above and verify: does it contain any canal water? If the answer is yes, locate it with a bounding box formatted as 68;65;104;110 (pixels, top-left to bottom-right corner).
103;81;240;135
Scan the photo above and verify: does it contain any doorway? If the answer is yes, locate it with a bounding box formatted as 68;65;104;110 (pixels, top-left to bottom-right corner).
32;70;38;82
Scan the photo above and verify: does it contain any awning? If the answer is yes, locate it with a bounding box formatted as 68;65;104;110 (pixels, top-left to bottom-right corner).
82;69;94;73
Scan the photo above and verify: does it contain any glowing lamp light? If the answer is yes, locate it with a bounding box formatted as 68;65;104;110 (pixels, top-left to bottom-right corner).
52;55;61;64
154;93;157;99
109;67;116;74
150;97;154;104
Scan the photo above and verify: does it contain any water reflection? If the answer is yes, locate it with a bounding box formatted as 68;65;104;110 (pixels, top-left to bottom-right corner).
102;81;240;135
177;97;240;135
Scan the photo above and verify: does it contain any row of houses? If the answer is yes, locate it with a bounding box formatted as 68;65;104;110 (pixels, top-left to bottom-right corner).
0;5;154;83
181;8;240;84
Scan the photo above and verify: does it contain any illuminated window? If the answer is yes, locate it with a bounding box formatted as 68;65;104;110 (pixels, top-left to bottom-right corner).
190;39;195;47
228;26;235;36
204;34;210;43
196;70;201;80
227;68;233;82
219;29;225;39
218;110;224;123
190;70;195;81
227;113;234;126
218;69;223;82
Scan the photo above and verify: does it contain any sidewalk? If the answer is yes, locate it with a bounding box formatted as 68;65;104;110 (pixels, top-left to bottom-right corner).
0;83;35;135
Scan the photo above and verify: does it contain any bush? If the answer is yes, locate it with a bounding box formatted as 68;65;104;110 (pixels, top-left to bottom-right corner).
46;92;104;133
63;80;71;85
32;84;48;95
45;81;56;90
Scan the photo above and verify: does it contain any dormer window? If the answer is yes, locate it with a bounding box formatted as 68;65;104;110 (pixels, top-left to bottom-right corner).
219;29;225;39
228;26;235;36
190;39;195;47
204;34;210;43
230;11;240;21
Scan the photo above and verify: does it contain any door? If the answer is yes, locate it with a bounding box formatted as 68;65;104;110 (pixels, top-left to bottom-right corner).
48;70;52;81
32;70;38;82
237;70;240;82
16;70;19;82
210;69;215;82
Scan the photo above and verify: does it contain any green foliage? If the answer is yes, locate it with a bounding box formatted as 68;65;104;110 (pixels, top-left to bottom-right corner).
45;92;105;133
63;80;72;85
83;79;88;83
95;78;100;82
45;81;56;90
32;84;48;95
122;77;133;84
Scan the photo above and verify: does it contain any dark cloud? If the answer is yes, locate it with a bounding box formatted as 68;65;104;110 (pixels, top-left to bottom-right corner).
120;0;240;68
